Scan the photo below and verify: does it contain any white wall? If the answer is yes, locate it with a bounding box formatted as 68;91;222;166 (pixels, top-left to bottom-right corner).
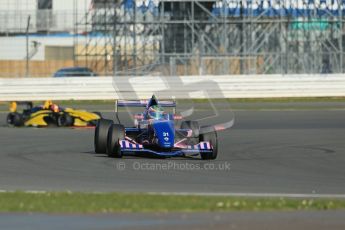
0;0;37;11
53;0;92;11
0;0;37;32
0;0;92;33
0;36;75;61
0;35;157;60
0;0;92;11
52;0;92;33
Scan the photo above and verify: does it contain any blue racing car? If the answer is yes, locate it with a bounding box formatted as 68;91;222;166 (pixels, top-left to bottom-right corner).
94;95;218;160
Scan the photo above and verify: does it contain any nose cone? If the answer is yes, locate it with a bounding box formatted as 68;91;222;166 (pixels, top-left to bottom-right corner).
152;120;175;148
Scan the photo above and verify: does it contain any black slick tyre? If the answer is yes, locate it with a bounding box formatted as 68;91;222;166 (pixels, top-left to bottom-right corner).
107;124;125;158
94;119;113;153
199;129;218;160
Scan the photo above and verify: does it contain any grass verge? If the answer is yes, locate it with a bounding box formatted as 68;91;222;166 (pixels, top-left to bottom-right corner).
0;192;344;213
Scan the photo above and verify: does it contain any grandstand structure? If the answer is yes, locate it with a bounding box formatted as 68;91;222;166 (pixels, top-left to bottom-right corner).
74;0;345;76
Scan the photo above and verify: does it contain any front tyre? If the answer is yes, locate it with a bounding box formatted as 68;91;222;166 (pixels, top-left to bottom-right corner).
107;124;125;158
199;129;218;160
94;119;113;153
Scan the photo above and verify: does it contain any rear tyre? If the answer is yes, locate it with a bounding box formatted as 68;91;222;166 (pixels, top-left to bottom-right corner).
107;124;125;158
57;113;74;127
94;119;113;153
7;112;24;127
181;120;200;138
199;129;218;160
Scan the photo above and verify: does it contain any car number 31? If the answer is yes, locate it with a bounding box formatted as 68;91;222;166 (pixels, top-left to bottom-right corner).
163;132;169;141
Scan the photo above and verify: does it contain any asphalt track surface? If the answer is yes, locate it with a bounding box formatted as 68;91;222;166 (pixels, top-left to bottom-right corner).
1;211;345;230
1;103;345;229
0;103;345;194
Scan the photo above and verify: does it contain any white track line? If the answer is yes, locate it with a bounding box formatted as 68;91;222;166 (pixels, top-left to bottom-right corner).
0;190;48;194
147;192;345;199
1;189;345;199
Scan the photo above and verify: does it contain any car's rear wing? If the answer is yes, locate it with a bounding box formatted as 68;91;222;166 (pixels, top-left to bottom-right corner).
116;100;176;107
9;101;33;112
115;100;176;113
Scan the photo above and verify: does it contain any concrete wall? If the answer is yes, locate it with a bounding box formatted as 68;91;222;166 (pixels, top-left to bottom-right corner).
1;75;345;101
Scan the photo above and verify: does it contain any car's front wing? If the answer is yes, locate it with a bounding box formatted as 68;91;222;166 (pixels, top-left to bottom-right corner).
119;140;212;157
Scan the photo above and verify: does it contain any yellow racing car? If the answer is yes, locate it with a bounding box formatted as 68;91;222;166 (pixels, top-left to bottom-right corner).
7;101;101;127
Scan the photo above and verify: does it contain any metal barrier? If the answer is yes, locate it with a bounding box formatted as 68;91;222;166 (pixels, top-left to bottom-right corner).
0;75;345;101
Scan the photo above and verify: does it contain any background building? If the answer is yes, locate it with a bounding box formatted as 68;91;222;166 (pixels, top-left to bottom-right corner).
0;0;344;77
0;0;92;34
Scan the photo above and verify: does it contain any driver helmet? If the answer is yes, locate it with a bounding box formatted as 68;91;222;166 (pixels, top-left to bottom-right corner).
148;105;164;120
9;102;17;113
43;100;53;109
50;104;59;113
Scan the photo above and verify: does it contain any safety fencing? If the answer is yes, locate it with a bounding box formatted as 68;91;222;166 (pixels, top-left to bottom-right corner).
0;75;345;101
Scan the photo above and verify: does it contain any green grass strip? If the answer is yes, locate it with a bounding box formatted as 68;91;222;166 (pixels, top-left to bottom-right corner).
0;192;345;213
